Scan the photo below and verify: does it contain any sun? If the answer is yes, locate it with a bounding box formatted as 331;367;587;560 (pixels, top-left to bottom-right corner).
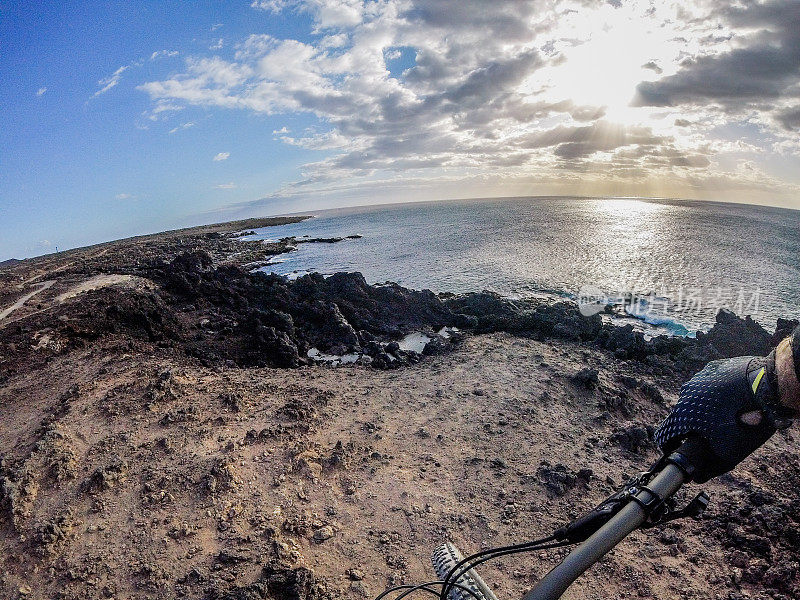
530;4;681;124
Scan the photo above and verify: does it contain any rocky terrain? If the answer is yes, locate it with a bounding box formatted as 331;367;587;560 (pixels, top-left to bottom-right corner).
1;216;799;600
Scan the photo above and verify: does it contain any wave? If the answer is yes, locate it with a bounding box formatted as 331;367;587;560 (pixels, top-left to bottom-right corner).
622;298;692;336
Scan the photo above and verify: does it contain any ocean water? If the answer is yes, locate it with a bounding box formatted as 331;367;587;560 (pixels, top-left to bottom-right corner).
244;197;800;336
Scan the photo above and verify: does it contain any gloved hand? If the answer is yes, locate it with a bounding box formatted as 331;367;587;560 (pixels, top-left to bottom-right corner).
655;354;793;483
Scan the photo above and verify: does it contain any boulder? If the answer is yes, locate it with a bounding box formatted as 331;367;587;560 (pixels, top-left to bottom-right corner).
695;309;772;358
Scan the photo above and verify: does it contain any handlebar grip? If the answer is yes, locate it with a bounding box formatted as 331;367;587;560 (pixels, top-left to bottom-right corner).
669;436;713;482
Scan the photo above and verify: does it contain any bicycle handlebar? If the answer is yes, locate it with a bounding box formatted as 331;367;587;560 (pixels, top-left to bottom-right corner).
522;438;706;600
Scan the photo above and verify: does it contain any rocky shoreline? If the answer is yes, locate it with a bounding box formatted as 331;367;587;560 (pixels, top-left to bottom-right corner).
2;236;794;380
2;211;795;378
1;217;799;600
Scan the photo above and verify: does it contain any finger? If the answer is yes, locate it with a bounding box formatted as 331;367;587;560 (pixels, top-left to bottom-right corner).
739;410;763;426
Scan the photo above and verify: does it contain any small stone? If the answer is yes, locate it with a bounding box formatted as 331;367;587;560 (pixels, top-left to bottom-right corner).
313;525;334;542
347;568;365;581
660;527;678;545
350;581;370;597
572;367;599;387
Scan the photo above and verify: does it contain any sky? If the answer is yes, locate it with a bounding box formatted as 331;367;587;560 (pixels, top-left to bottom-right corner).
1;0;800;260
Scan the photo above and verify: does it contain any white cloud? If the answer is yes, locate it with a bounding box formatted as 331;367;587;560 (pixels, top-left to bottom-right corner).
93;65;128;97
151;50;179;60
252;0;364;30
115;193;133;200
138;57;252;109
384;48;401;60
213;152;230;161
211;23;223;31
210;38;224;50
169;122;195;134
36;87;47;96
144;101;184;121
138;0;800;206
319;33;349;49
251;0;292;12
214;182;237;189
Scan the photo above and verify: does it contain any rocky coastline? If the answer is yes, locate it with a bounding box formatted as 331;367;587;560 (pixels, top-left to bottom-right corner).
1;231;793;379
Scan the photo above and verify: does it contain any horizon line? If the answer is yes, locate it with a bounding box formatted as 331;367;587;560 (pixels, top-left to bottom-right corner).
6;193;798;263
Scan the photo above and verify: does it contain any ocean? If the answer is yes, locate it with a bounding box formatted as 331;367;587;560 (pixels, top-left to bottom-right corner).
242;197;800;337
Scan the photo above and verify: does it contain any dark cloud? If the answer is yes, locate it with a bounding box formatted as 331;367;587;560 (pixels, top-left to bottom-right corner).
697;33;733;46
403;0;556;42
642;61;663;75
668;155;711;168
633;0;800;109
441;50;543;106
516;121;664;155
775;106;800;130
512;121;712;168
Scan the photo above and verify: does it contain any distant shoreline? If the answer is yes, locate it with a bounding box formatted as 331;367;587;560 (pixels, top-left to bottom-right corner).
0;215;312;267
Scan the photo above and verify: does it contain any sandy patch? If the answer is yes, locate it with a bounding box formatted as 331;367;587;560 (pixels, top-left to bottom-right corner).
56;274;155;302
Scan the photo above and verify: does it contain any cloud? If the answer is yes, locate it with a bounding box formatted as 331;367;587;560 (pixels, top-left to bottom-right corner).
136;0;800;204
210;38;224;50
115;193;133;200
93;65;128;97
775;107;800;132
144;101;184;121
169;122;195;134
633;0;800;122
384;48;402;60
214;182;237;189
138;57;252;109
641;61;663;75
36;87;47;96
254;0;364;29
211;23;223;31
151;50;179;60
213;152;230;161
251;0;291;11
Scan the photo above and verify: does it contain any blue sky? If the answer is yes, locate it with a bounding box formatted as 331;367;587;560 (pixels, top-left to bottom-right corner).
1;1;328;258
2;0;799;260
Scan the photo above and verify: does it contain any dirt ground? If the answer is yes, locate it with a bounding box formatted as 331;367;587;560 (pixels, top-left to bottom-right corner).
1;330;798;600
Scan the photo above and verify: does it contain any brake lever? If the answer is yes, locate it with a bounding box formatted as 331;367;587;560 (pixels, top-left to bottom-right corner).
640;491;710;528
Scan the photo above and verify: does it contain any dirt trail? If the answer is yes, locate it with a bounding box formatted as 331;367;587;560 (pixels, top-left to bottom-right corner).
0;280;54;323
55;274;151;302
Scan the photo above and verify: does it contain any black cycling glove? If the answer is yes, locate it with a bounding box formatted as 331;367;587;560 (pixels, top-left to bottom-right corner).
654;353;793;483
